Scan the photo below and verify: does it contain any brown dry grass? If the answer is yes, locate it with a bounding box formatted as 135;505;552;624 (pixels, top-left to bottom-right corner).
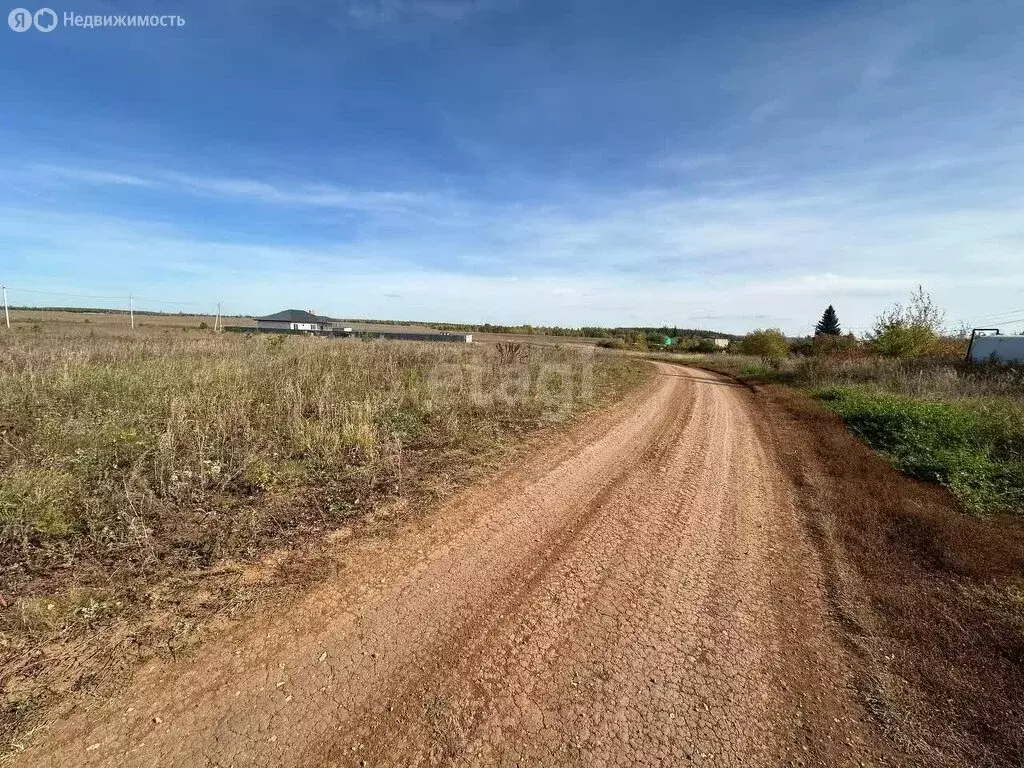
7;309;240;331
0;324;647;753
7;309;607;348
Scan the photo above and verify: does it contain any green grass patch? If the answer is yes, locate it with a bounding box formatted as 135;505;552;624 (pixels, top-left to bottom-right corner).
815;386;1024;514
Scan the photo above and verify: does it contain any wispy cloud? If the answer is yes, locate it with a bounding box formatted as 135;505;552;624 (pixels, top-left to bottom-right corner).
19;163;445;215
748;97;786;124
26;164;160;189
10;149;1024;287
163;172;435;213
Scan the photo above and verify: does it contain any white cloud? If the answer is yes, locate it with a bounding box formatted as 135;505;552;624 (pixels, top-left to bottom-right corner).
16;163;446;215
162;172;435;213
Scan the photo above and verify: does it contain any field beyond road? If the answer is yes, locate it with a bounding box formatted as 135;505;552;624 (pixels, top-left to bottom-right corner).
9;363;893;767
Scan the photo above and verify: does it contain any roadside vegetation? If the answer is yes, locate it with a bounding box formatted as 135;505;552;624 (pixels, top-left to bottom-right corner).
697;355;1024;515
658;289;1024;516
0;325;647;751
817;380;1024;514
653;289;1024;766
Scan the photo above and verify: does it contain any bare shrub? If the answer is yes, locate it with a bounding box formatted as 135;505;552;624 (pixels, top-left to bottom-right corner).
494;341;529;365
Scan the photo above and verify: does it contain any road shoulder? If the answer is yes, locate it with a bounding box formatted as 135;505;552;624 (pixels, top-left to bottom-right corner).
746;381;1024;768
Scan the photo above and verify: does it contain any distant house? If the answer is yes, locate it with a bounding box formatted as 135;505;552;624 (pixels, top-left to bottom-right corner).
249;310;472;343
713;338;730;349
254;309;333;332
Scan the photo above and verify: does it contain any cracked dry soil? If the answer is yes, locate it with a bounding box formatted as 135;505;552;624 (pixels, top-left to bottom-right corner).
20;363;893;767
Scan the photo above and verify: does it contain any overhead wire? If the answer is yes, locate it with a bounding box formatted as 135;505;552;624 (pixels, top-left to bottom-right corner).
6;286;215;309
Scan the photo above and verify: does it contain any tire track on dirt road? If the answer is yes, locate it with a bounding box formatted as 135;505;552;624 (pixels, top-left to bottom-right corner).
20;363;893;768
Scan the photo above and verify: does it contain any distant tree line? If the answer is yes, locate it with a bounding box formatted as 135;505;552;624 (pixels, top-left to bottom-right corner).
343;319;740;349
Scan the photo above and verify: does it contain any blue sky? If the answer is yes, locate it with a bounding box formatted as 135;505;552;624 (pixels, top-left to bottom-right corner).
2;0;1023;333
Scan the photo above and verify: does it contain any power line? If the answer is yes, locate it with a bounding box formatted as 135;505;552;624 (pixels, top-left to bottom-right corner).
2;285;227;335
11;287;131;302
969;307;1024;322
970;314;1024;324
7;285;212;308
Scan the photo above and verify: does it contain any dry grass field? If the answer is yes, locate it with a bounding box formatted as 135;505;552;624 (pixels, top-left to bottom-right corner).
5;309;602;347
6;309;237;332
0;321;647;752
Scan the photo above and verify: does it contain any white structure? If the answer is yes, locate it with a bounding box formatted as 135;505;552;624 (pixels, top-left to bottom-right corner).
254;309;332;332
967;332;1024;365
713;338;730;349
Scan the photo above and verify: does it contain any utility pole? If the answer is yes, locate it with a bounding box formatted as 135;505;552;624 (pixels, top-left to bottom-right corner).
129;295;134;329
2;284;9;329
216;301;222;332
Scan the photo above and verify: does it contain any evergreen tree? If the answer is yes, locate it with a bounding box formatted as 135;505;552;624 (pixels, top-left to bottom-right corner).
815;305;841;336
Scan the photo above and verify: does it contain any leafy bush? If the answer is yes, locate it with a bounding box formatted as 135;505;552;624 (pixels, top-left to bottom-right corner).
810;332;858;356
871;323;938;358
738;328;789;359
870;286;945;358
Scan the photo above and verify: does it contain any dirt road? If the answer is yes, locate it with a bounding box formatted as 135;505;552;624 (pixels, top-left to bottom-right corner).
21;363;890;767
